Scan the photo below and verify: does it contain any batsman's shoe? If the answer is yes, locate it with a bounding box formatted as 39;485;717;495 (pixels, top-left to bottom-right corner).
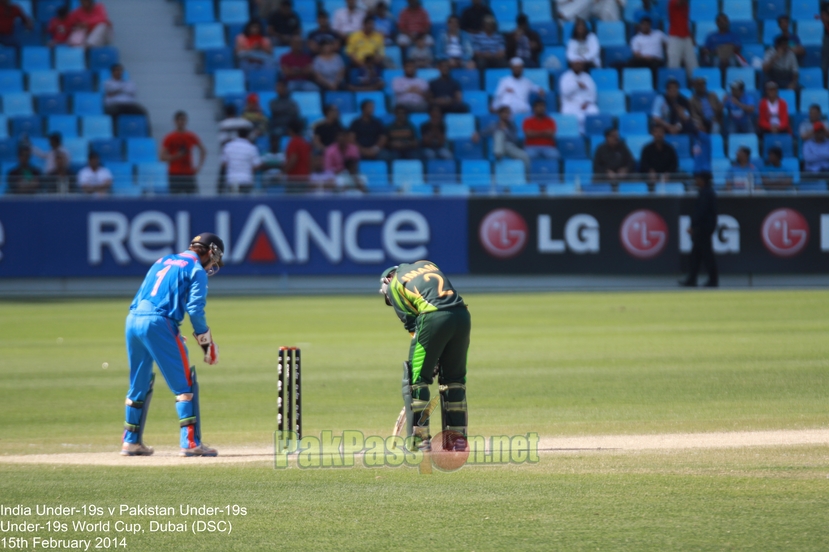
179;444;218;457
120;442;154;456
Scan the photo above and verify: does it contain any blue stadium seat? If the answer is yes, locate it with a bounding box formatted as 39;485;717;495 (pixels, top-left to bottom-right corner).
522;0;554;21
47;115;78;137
36;0;65;23
21;47;49;71
416;68;440;83
184;0;214;24
13;1;33;18
392;160;424;187
728;133;759;160
535;21;560;46
461;160;491;186
2;93;33;116
584;114;614;136
194;23;226;50
89;47;120;72
90;138;123;162
623;134;651;160
324;91;355;114
409;112;429;136
390;0;407;17
445;113;476;140
619;113;648;135
72;92;103;115
618;182;649;194
36;93;67;115
741;44;766;67
491;0;518;31
453;138;484;159
598;90;627;115
508;183;541;196
732;20;758;44
524;69;550;90
691;0;718;22
0;69;23;92
219;1;249;24
694;20;717;44
544;91;558;112
557;136;587;159
484;68;511;94
246;68;277;91
547;182;577;194
127;138;157;163
294;91;323;119
13;21;43;47
803;45;823;67
656;182;687;194
54;47;86;72
295;0;318;22
383;69;403;94
82;115;113;139
629;90;657;112
426;159;457;184
439;183;471;196
214;69;245;97
778;89;795;113
710;134;726;158
62;71;94;93
0;137;18;161
137;162;168;194
10;115;42;137
551;114;580;137
530;159;560;184
451;68;480;91
591;68;619;91
725;67;756;90
792;0;820;19
722;0;753;21
28;70;59;95
464;90;489;116
757;0;786;19
406;184;435;195
664;134;690;157
360;161;393;191
762;19;783;46
622;68;653;92
596;21;626;47
602;45;632;66
541;46;567;71
0;46;16;69
800;89;829;113
385;45;402;68
0;115;6;138
582;183;612;193
799;67;824;89
117;115;149;138
108;162;139;196
63;137;88;164
763;133;794;157
692;67;722;89
203;47;234;74
564;159;593;184
798;20;824;46
355;91;386;115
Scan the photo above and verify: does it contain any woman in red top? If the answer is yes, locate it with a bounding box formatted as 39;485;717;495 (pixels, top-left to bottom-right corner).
47;7;71;46
236;20;276;69
758;81;791;134
67;0;112;47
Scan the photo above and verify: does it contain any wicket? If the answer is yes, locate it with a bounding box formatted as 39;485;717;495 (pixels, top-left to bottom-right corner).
277;347;302;450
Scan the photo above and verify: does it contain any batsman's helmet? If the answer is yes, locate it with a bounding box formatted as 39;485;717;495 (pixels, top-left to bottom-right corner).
379;266;398;306
190;232;225;276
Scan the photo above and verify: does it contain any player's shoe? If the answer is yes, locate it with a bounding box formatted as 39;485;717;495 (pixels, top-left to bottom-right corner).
179;444;218;457
120;442;154;456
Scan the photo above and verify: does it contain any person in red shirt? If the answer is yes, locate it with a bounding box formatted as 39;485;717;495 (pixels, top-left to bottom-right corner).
280;35;318;91
160;112;207;194
758;81;791;135
67;0;112;47
47;6;71;46
0;0;32;47
522;99;560;160
397;0;433;47
235;20;276;71
283;120;312;192
666;0;697;79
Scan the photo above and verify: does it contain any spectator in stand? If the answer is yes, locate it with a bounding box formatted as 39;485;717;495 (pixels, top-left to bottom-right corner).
763;35;799;90
690;77;723;135
323;129;360;174
67;0;112;47
593;128;636;184
77;151;112;195
758;81;791;134
408;34;434;68
160;111;206;195
397;0;432;47
386;105;421;160
556;0;624;21
774;15;805;59
559;60;598;134
33;133;70;193
219;104;254;145
799;104;829;140
629;16;666;86
313;39;346;91
460;0;493;34
639;125;679;185
492;57;544;116
335;158;369;193
346;16;385;66
723;79;755;134
566;18;601;69
471;15;506;69
666;0;697;79
522;99;559;159
651;77;692;134
313;105;344;153
333;0;366;37
242;93;269;140
104;64;151;124
283;120;311;191
633;0;661;30
47;7;72;46
505;15;542;68
420;105;452;160
349;99;388;160
761;145;793;189
0;0;32;47
436;15;475;69
281;35;317;91
803;122;829;173
221;127;262;193
428;59;469;113
236;20;275;70
473;105;530;170
727;146;761;191
373;2;397;45
701;14;741;69
309;155;336;192
308;11;344;54
393;59;429;112
347;54;385;90
269;80;301;139
267;0;300;45
7;146;41;194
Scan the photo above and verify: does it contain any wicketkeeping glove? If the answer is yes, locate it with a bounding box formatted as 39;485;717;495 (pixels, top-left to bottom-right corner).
194;329;219;365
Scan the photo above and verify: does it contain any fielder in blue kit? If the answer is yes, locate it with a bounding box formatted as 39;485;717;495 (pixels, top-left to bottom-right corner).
121;233;224;457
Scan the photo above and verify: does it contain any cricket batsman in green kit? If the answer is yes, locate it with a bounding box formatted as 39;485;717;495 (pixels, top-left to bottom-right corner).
379;261;470;452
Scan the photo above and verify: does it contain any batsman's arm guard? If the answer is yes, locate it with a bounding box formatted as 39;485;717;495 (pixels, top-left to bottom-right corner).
401;361;414;438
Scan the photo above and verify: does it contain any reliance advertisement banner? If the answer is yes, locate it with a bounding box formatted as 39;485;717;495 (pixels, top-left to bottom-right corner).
0;198;468;277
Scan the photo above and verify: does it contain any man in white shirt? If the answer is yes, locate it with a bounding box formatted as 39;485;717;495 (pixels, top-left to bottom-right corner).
103;63;150;127
491;57;545;115
332;0;366;37
392;59;429;111
629;16;666;86
221;128;262;193
557;0;625;21
77;152;113;195
558;60;598;133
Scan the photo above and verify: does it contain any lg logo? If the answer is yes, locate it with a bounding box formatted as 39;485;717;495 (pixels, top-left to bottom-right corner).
762;208;809;258
479;209;600;259
479;209;528;259
619;210;668;259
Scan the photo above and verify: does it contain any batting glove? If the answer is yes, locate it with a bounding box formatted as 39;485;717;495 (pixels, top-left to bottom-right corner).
194;330;219;365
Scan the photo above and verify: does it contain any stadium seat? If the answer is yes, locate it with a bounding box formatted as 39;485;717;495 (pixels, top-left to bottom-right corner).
491;0;518;31
778;89;795;113
36;93;68;115
530;159;560;184
392;160;424;187
185;0;215;24
62;70;94;93
623;134;651;160
544;91;558;113
203;47;234;74
629;90;657;113
360;160;393;191
213;69;245;97
732;20;758;44
108;162;138;196
728;133;759;160
596;22;626;47
585;114;614;136
792;0;820;18
591;68;619;91
690;0;718;21
461;160;491;186
451;68;480;91
598;90;626;115
656;68;686;91
757;0;786;19
799;67;824;89
803;45;823;67
551;114;580;137
541;46;567;71
508;183;541;196
246;68;277;92
219;1;249;24
464;90;489;116
90;138;124;162
117;115;149;138
535;21;560;46
709;134;725;158
547;182;577;194
54;47;85;73
694;21;717;44
692;67;722;89
723;0;753;21
36;0;65;23
582;183;612;193
407;184;435;195
82;115;113;139
524;69;550;91
564;159;593;184
137;162;168;194
416;68;440;82
762;19;782;46
295;0;318;22
445;113;475;140
453;138;484;159
0;138;18;162
0;46;16;69
47;115;78;137
798;20;824;46
602;45;632;66
619;113;648;135
622;68;653;93
437;183;470;196
354;91;386;115
656;182;687;194
28;70;59;95
63;137;88;164
13;21;43;47
385;45;402;68
89;47;119;72
800;89;829;113
293;91;323;119
664;134;690;157
409;112;429;135
618;182;649;194
557;136;587;159
725;67;756;90
127;138;157;163
322;91;354;115
72;92;103;115
2;93;33;116
763;133;794;157
21;47;49;71
426;159;457;184
194;23;226;50
522;0;554;21
484;68;511;94
10;115;42;137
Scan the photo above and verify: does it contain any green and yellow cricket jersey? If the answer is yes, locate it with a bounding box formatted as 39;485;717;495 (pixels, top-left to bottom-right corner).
388;261;466;333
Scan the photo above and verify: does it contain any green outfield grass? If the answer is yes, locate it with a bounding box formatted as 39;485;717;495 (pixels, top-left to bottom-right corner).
1;290;828;550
